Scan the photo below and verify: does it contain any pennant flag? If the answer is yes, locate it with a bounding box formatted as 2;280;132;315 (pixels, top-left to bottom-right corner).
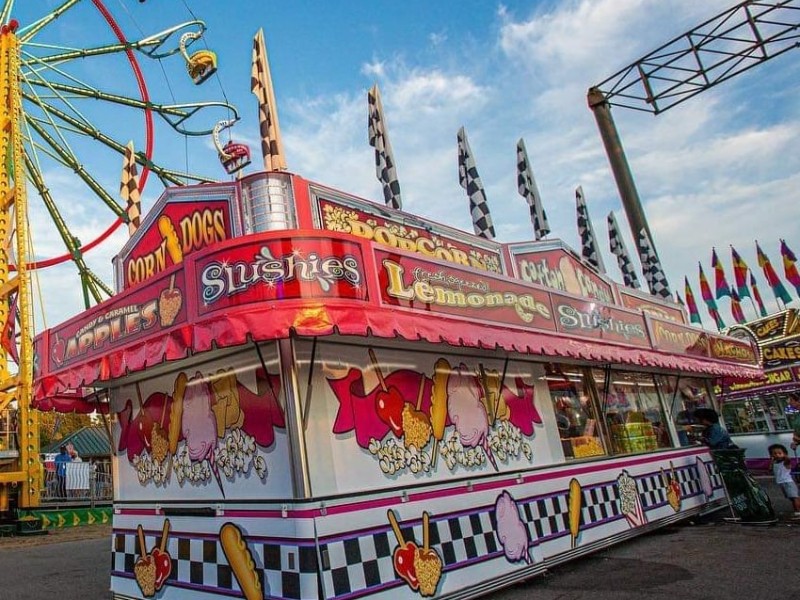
457;127;495;239
608;212;640;288
684;277;702;325
575;187;606;273
120;142;141;237
368;84;402;210
711;248;731;299
729;288;746;324
730;246;751;299
780;239;800;296
516;138;550;240
699;263;726;330
675;291;684;306
0;293;18;364
252;28;287;171
750;272;768;317
756;241;792;305
637;228;671;298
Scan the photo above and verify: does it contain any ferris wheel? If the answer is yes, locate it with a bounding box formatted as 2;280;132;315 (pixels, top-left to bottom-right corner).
3;0;240;310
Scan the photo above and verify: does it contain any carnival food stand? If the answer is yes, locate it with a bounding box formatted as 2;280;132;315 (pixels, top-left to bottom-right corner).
33;172;761;600
717;309;800;471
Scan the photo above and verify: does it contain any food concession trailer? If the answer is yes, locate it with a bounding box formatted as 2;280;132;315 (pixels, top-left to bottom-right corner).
32;172;761;600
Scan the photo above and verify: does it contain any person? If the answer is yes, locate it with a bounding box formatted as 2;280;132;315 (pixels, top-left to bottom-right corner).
767;443;800;519
54;445;72;498
786;394;800;450
693;408;737;450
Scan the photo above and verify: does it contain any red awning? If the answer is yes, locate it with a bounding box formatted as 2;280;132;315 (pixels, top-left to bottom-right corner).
34;300;762;410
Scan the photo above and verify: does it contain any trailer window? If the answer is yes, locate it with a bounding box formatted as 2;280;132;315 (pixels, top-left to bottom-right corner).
544;364;606;460
656;375;713;446
593;370;672;454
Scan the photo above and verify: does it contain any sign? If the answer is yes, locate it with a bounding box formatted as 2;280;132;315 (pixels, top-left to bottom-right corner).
719;367;796;397
550;293;650;347
708;334;759;365
117;187;236;289
618;288;687;324
195;236;368;315
648;318;710;358
376;248;556;331
748;312;791;343
49;269;188;370
508;243;615;304
761;340;800;368
314;194;504;274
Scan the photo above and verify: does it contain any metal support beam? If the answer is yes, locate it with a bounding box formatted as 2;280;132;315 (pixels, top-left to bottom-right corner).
587;87;660;262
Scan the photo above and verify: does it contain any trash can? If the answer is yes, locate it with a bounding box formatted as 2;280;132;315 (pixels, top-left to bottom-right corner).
711;448;776;524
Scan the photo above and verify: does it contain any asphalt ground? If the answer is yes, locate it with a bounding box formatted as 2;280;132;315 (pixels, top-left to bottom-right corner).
0;479;795;599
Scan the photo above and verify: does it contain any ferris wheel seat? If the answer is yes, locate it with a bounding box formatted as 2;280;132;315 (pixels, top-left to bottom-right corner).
187;50;218;85
220;142;252;174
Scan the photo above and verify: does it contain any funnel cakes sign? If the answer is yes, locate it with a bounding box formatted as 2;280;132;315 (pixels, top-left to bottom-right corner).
49;269;187;369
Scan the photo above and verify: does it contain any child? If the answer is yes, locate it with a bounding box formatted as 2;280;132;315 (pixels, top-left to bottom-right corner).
768;443;800;519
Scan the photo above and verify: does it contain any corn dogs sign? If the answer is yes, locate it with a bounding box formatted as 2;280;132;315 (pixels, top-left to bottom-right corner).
120;198;233;289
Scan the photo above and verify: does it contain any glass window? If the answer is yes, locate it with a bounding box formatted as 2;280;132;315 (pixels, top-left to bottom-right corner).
721;394;791;434
656;375;712;446
594;370;672;454
544;364;606;460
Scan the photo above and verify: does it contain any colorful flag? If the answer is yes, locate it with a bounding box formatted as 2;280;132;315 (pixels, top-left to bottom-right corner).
607;212;640;288
684;277;702;325
729;288;746;324
516;139;550;240
252;28;287;171
120;142;140;237
756;241;792;305
457;127;495;239
0;293;18;364
711;248;731;299
638;229;671;298
368;84;402;210
675;291;685;306
750;272;768;317
730;246;751;299
575;187;605;273
699;263;725;329
780;239;800;296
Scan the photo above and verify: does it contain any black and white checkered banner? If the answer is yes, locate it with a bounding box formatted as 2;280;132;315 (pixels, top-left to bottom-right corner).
607;212;640;289
252;28;287;171
368;84;403;210
575;186;605;273
457;126;495;239
121;141;140;238
637;228;672;299
516;138;549;240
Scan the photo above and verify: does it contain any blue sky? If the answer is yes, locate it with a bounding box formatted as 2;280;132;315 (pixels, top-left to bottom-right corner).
12;0;800;330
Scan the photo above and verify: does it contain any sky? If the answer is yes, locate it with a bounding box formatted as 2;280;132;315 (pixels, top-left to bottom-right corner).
12;0;800;332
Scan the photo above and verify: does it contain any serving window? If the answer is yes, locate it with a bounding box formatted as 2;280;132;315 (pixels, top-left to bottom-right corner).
594;370;672;454
656;375;713;446
544;364;606;460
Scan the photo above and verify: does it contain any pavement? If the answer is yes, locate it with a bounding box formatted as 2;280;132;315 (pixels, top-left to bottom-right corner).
0;478;795;599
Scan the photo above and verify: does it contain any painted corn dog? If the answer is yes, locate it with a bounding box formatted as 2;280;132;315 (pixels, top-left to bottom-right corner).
158;215;183;265
568;478;582;548
220;523;262;600
429;358;450;467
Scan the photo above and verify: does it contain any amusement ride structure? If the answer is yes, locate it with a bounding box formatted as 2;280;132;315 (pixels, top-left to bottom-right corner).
0;0;240;514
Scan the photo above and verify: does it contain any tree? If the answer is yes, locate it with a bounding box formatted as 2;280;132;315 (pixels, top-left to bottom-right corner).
39;411;94;449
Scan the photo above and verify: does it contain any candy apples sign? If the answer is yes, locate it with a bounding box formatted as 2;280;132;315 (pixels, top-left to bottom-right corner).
508;244;615;304
50;270;187;369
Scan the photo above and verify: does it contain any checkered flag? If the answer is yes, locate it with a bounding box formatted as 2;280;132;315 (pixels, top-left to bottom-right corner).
252;28;287;171
368;84;402;210
516;138;549;240
457;126;495;239
607;212;640;288
637;228;672;299
121;142;140;237
575;186;605;273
